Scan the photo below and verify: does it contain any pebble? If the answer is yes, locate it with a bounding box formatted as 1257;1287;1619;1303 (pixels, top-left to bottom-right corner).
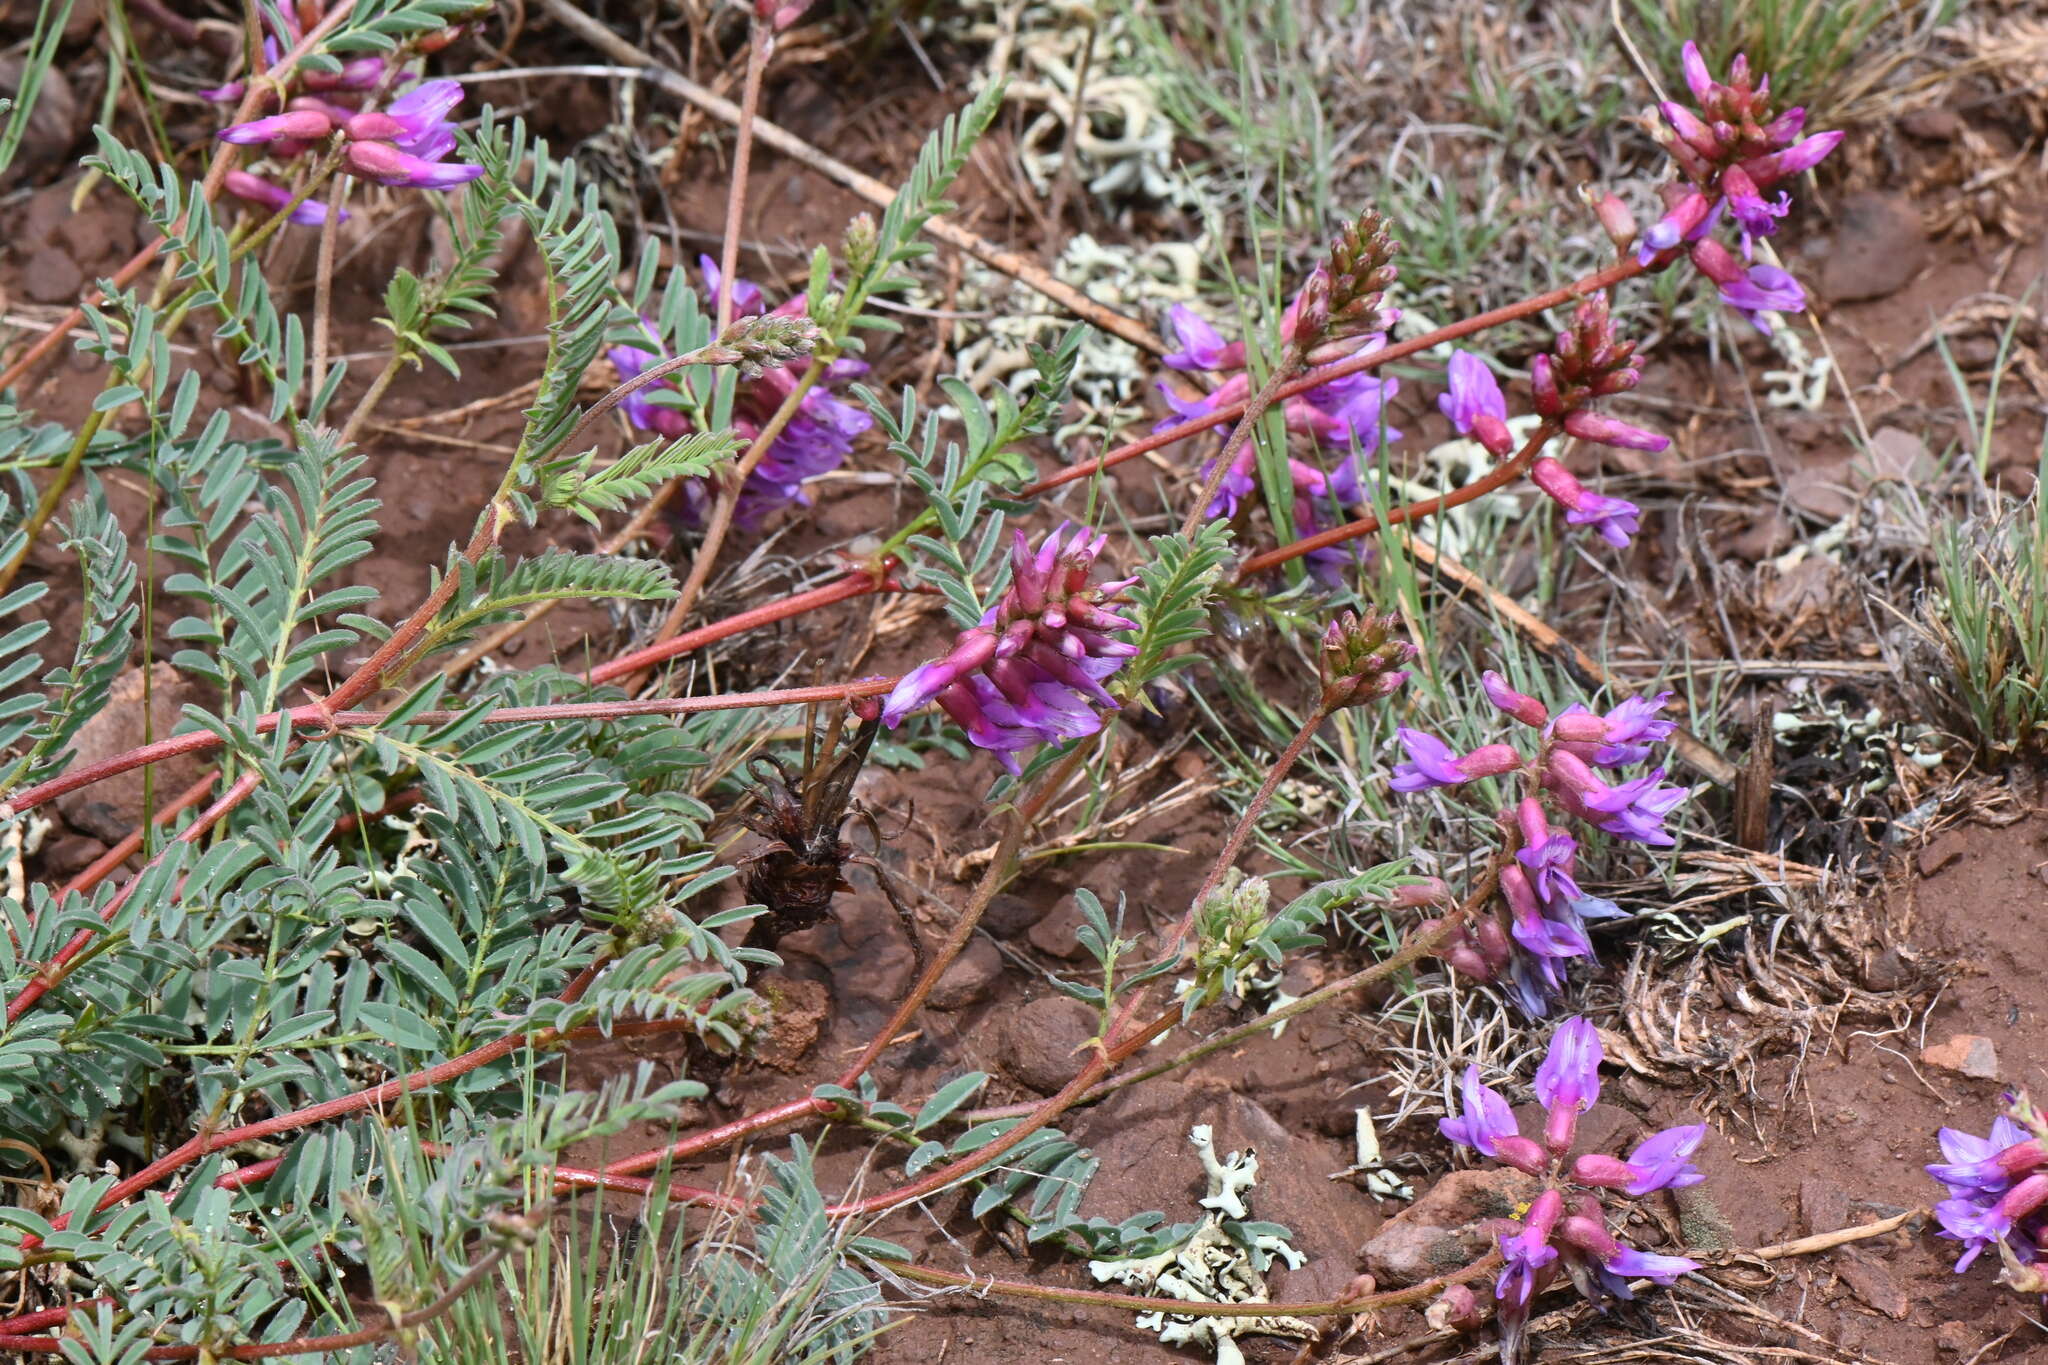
1920;1034;1998;1080
927;936;1003;1011
1360;1168;1541;1285
1916;832;1965;877
21;245;84;306
992;994;1096;1095
1807;192;1928;304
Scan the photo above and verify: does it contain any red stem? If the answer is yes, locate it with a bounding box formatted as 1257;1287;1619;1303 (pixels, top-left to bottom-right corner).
585;566;892;685
1022;256;1644;498
1238;419;1558;577
3;679;898;818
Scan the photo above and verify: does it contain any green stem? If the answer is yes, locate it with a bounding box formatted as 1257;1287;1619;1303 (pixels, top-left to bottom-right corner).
0;408;109;596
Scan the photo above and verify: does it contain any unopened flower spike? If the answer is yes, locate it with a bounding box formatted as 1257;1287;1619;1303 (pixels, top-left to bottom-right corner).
1318;611;1416;713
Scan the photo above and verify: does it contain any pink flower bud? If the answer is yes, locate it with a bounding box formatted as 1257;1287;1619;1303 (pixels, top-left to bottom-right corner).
1573;1153;1637;1188
1495;1135;1550;1176
1482;671;1549;726
1425;1284;1484;1332
1391;877;1452;909
1562;409;1670;453
1470;412;1517;457
1589;190;1636;250
1552;711;1608;743
1530;354;1562;416
1455;744;1525;779
1558;1213;1621;1258
1545;1102;1579;1155
344;111;407;142
1475;918;1514;971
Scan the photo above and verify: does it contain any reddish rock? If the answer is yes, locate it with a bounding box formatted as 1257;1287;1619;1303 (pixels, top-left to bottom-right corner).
1360;1168;1541;1286
54;663;210;844
993;994;1095;1095
1920;1034;1998;1080
927;936;1003;1011
752;977;831;1073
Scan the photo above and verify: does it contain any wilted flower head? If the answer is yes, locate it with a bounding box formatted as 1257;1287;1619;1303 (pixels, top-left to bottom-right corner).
882;524;1136;774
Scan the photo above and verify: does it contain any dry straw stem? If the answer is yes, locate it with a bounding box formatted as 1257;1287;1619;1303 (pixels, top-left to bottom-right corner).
538;0;1167;357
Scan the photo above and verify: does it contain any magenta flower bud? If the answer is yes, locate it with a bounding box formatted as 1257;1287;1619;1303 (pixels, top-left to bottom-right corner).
344;140;487;189
1551;710;1609;743
1637;189;1713;263
1499;864;1542;925
343;111;407;142
2000;1173;2048;1222
1523;1189;1566;1239
222;169;343;226
1470;412;1516;457
1495;1134;1551;1175
850;692;883;724
1530;354;1562;416
1391;877;1452;909
1590;191;1636;250
1687;237;1746;287
1544;747;1609;804
1558;1214;1621;1259
1562;409;1669;453
1680;39;1713;101
218;108;335;144
1659;101;1722;158
1535;1016;1603;1116
1475;918;1514;971
1482;670;1549;726
1573;1153;1638;1188
1425;1283;1484;1332
1443;937;1497;982
1456;744;1525;779
1545;1102;1580;1156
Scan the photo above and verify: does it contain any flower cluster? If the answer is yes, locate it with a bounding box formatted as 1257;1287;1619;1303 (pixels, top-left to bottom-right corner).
1392;672;1688;1014
220;78;483;196
209;8;485;217
1638;42;1844;332
1928;1092;2048;1292
882;524;1137;773
1318;610;1416;713
1441;1018;1704;1362
607;258;873;527
1155;294;1399;586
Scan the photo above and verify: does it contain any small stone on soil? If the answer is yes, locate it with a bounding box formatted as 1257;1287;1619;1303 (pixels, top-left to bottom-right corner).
1799;1176;1849;1236
981;892;1044;939
1834;1247;1908;1320
1024;898;1092;961
993;995;1096;1095
1919;1033;1998;1079
22;246;84;305
1360;1168;1541;1285
752;977;831;1073
54;663;210;843
1806;192;1929;304
1916;832;1966;877
927;936;1002;1011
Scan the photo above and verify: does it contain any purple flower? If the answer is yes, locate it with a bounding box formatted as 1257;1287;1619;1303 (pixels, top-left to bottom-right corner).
1928;1119;2037;1197
1163;304;1238;372
1438;349;1507;436
1602;1243;1701;1285
1530;457;1644;548
1740;129;1844;189
1580;767;1689;846
1721;165;1790;255
1388;731;1522;792
343;140;486;189
1440;1064;1520;1158
1535;1017;1602;1117
700;253;766;318
1618;1124;1708;1195
1515;800;1582;904
383;79;464;157
218;109;335;146
1591;691;1676;767
882;524;1135;773
223;169;343;227
1718;263;1806;333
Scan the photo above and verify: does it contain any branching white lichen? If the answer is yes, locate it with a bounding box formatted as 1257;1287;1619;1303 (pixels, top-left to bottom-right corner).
1087;1124;1312;1365
1333;1108;1414;1202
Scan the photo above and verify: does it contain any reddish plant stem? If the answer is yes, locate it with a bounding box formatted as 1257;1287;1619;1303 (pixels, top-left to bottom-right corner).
1022;257;1643;499
4;678;897;818
59;772;218;898
586;565;893;686
715;18;770;335
1175;345;1304;540
7;771;261;1024
1182;706;1326;933
601;1094;834;1177
0;4;362;395
1237;420;1558;578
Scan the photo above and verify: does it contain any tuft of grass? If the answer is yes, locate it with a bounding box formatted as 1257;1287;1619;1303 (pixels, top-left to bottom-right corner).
1917;443;2048;759
1624;0;1959;124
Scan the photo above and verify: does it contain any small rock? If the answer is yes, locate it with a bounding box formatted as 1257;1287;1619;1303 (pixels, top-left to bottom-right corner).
1921;1034;1998;1080
1935;1321;1980;1355
55;663;211;844
993;995;1095;1095
982;892;1045;939
752;976;831;1072
1361;1168;1541;1285
1861;947;1914;993
1916;831;1965;877
0;59;84;185
1856;428;1936;489
37;834;107;878
1808;192;1928;304
21;245;84;306
1835;1248;1908;1320
927;936;1003;1011
1782;459;1854;522
1799;1176;1848;1236
1171;750;1207;783
1025;898;1091;961
1901;108;1962;141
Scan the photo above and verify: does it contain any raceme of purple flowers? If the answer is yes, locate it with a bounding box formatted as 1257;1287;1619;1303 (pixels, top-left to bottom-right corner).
1928;1100;2048;1288
1637;41;1844;332
882;523;1137;774
1392;673;1687;1015
1441;1018;1703;1362
1156;296;1399;586
608;257;872;527
220;79;485;198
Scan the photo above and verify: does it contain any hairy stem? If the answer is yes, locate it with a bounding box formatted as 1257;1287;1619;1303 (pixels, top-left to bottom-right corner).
1176;344;1303;541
